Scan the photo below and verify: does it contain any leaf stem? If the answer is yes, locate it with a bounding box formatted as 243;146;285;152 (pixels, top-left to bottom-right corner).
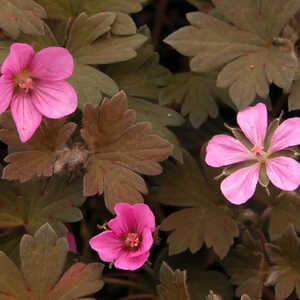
152;0;169;48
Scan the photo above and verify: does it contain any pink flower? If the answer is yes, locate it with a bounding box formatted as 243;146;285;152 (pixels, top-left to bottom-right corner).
0;43;77;142
89;203;155;271
66;231;78;253
205;103;300;205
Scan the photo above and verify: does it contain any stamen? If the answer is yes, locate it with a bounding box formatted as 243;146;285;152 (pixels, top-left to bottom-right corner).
124;232;141;249
251;145;264;156
18;78;33;93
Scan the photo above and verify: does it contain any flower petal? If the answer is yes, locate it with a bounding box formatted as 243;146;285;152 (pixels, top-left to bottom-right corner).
0;75;14;113
268;118;300;153
220;163;260;205
10;92;42;142
205;134;253;167
109;203;155;236
237;103;267;147
66;232;78;253
1;43;34;76
132;203;155;233
109;203;137;236
114;251;149;271
89;231;123;262
266;157;300;191
31;80;77;118
29;47;74;81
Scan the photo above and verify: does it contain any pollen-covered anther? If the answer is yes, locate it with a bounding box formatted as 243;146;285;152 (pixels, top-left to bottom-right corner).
124;232;141;248
251;145;264;156
18;77;33;93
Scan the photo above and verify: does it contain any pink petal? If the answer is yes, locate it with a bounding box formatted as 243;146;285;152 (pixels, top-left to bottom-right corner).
132;203;155;233
29;47;74;81
129;228;153;258
0;75;14;113
205;134;252;167
220;163;260;205
109;203;137;236
237;103;267;147
10;92;42;142
114;251;149;271
1;43;34;76
268;118;300;153
266;157;300;191
31;80;77;118
109;203;155;236
66;232;78;253
89;231;123;262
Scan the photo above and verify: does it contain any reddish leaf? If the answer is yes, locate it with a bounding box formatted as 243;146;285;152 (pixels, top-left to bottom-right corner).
81;91;173;212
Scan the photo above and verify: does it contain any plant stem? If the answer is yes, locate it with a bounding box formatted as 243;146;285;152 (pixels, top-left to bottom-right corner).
119;294;157;300
152;0;169;49
102;276;149;292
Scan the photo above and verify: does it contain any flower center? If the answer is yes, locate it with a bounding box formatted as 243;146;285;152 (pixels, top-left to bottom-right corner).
123;232;141;249
14;70;33;94
251;145;269;162
251;145;264;156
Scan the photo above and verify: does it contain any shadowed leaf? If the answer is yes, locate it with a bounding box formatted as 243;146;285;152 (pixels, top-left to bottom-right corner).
265;225;300;300
153;150;238;258
157;262;190;300
223;230;269;299
0;176;85;236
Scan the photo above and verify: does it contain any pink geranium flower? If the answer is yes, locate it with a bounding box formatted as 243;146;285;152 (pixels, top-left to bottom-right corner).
0;43;77;142
205;103;300;205
89;203;155;271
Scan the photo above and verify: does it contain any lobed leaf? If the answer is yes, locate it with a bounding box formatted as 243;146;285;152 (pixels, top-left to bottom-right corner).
153;150;238;258
35;0;142;19
164;0;300;108
0;115;77;182
81;91;173;212
0;224;104;299
223;230;269;299
0;176;85;236
107;43;184;162
265;225;300;300
160;72;226;128
0;0;46;39
157;262;190;300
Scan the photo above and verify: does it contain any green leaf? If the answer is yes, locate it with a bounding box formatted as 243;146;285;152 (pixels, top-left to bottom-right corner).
157;262;190;300
154;150;238;258
265;225;300;300
223;230;269;299
128;98;184;162
0;224;104;299
111;12;137;35
74;33;147;65
0;0;46;39
164;0;300;109
68;62;119;109
160;72;226;128
65;12;116;53
0;176;85;236
107;44;171;100
107;43;183;161
35;0;142;19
